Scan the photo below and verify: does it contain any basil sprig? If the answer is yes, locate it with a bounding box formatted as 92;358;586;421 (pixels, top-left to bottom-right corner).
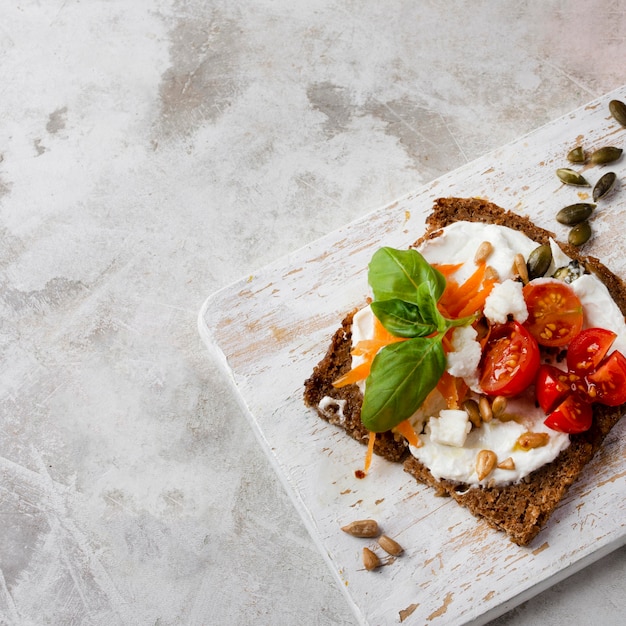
361;247;474;433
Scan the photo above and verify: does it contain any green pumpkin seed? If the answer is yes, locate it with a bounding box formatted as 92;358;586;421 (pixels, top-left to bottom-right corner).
609;99;626;127
552;260;586;284
567;146;586;163
526;244;552;280
568;221;592;247
556;168;590;186
556;203;595;225
592;171;617;201
590;146;623;165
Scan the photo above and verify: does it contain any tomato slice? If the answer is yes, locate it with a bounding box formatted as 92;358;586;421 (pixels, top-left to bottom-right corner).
523;281;583;347
544;394;593;434
586;350;626;406
535;364;570;413
479;321;540;397
522;280;583;347
566;327;617;375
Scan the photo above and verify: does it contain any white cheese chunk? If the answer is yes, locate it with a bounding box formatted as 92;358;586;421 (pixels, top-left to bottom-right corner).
428;409;472;447
483;278;528;324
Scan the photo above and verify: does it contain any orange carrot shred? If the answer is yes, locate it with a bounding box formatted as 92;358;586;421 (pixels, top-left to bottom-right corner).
395;419;419;447
363;431;376;475
432;262;463;276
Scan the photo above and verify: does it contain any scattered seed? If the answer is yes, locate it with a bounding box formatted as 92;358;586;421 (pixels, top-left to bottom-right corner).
526;244;552;279
462;398;482;428
609;99;626;127
568;221;592;247
590;146;623;165
516;432;550;450
593;171;617;201
474;240;494;264
476;449;497;481
378;534;404;556
491;395;507;419
341;519;380;538
513;253;529;284
362;547;381;571
556;203;595;226
484;265;499;282
567;146;586;163
497;457;516;470
556;167;590;187
478;396;493;423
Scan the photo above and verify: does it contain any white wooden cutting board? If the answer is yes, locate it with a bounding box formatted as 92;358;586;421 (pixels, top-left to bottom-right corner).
198;87;626;625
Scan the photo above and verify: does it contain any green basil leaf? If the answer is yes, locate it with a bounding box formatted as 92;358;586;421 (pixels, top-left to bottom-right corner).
360;337;446;432
368;247;446;305
370;299;436;338
415;282;447;331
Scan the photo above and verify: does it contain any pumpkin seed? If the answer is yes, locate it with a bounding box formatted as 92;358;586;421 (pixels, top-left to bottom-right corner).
556;168;590;186
526;244;552;279
609;99;626;127
568;221;592;247
567;146;586;163
593;171;617;201
556;203;595;225
590;146;623;165
552;260;586;283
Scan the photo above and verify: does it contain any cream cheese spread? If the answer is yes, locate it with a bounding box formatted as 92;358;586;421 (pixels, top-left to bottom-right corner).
348;221;626;487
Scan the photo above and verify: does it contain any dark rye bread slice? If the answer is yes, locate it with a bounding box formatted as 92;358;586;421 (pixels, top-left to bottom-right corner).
304;197;626;545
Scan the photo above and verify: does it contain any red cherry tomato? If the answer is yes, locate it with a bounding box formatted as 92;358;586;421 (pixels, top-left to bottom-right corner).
535;364;570;413
586;350;626;406
479;321;540;397
544;394;593;434
566;327;617;375
523;281;584;347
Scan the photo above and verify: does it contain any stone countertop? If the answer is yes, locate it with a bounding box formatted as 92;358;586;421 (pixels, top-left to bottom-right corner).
1;1;624;624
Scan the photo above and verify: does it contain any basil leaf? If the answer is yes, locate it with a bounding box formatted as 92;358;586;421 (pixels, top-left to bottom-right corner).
360;337;446;432
415;282;447;331
368;247;446;305
370;299;436;338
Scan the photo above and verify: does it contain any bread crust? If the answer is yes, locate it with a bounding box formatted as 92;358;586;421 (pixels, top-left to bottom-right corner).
304;197;626;545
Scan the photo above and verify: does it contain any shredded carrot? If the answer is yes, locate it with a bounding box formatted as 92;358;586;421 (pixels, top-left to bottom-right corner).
332;314;406;388
395;419;419;447
436;371;468;409
456;278;496;317
432;262;463;276
437;261;495;319
363;431;376;475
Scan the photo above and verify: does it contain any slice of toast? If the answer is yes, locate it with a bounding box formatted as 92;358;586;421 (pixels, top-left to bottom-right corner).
304;197;626;546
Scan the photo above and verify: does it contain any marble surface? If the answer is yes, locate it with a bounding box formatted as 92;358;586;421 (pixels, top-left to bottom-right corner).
1;1;624;624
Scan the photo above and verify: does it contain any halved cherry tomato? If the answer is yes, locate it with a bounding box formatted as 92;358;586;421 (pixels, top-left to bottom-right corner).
586;350;626;406
566;327;617;374
535;364;570;414
479;321;540;397
544;394;593;434
523;281;583;347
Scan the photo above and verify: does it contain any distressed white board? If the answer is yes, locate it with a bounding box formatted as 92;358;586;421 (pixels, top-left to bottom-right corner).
198;87;626;625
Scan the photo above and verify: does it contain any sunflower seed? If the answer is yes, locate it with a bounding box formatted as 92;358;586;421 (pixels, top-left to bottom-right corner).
516;432;550;450
378;535;404;556
476;449;497;481
362;547;381;571
341;519;380;537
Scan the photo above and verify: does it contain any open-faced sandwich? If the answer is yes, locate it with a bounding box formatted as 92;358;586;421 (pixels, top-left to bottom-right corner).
304;197;626;546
